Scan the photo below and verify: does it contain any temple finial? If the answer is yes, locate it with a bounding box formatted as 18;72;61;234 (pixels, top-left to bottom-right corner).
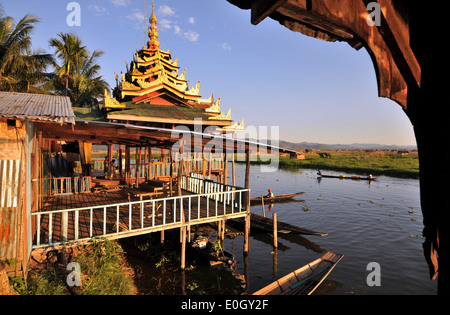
147;1;160;49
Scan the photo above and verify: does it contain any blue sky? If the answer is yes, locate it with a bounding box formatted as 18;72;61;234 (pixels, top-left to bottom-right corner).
2;0;417;145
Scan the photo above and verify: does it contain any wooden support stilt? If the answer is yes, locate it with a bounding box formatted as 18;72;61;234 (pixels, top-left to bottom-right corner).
261;194;265;217
244;147;251;254
273;212;278;248
181;217;186;270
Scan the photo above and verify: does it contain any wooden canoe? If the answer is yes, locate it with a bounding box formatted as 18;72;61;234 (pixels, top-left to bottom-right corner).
253;251;344;295
318;173;375;180
250;192;305;205
188;237;235;266
231;213;327;236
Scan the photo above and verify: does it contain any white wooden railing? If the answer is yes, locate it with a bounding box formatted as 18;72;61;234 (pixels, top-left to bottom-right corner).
32;175;249;249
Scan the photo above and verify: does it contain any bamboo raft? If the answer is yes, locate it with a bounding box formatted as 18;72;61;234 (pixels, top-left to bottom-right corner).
250;192;304;205
253;251;344;295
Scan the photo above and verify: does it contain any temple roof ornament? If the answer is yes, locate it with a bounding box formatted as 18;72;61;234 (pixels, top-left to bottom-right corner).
104;89;126;108
147;1;160;50
223;118;245;131
186;81;200;96
210;108;231;121
205;96;222;113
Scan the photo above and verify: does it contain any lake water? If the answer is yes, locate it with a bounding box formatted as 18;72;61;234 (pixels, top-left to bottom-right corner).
223;163;437;295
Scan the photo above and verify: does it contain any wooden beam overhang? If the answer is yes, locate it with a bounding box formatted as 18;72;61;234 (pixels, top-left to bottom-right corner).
34;120;293;156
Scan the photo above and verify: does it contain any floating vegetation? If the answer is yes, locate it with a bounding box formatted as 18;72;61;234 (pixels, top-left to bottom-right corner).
302;205;310;212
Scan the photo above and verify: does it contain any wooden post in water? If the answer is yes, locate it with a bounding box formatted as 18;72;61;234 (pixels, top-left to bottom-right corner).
244;147;251;254
273;212;278;248
261;194;265;217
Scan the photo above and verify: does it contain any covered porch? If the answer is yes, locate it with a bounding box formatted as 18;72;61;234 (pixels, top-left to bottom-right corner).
29;120;292;268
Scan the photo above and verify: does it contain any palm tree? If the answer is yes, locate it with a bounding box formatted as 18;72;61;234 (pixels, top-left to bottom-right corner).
0;8;53;93
46;32;109;108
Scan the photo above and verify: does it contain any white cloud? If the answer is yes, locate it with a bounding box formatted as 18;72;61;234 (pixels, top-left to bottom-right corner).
174;25;181;35
125;9;145;29
89;5;108;17
187;17;195;24
158;5;175;17
110;0;130;7
184;31;199;42
159;19;172;30
220;42;232;51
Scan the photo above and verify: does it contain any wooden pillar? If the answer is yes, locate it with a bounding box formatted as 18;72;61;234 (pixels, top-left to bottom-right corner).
118;145;123;177
169;149;173;197
125;146;130;186
181;217;186;270
244;147;251;254
144;147;148;181
202;155;207;193
223;153;228;185
208;152;212;177
177;143;184;196
231;151;236;187
149;148;153;179
136;147;141;188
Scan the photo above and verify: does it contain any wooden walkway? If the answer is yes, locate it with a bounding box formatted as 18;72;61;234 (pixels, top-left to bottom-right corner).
33;189;248;249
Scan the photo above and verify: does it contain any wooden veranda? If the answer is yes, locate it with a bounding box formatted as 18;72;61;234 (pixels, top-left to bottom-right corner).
32;175;249;250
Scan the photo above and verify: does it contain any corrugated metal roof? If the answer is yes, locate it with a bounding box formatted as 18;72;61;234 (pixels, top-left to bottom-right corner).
0;92;75;124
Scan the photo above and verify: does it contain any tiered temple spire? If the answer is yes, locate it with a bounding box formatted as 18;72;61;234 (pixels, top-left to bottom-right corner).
147;1;160;50
104;1;244;132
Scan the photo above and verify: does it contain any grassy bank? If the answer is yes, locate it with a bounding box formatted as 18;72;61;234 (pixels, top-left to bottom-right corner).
255;150;420;179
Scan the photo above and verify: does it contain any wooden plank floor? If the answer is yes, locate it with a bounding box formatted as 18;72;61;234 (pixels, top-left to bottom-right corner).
35;190;246;247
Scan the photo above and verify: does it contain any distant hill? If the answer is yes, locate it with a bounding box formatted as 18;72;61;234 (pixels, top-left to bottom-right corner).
277;140;417;151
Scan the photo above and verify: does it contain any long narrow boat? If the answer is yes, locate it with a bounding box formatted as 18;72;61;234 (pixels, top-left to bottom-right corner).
253;251;344;295
250;192;305;205
318;173;375;180
231;213;327;236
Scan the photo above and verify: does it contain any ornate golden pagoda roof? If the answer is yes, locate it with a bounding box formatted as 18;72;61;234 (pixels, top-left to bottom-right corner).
104;1;243;129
